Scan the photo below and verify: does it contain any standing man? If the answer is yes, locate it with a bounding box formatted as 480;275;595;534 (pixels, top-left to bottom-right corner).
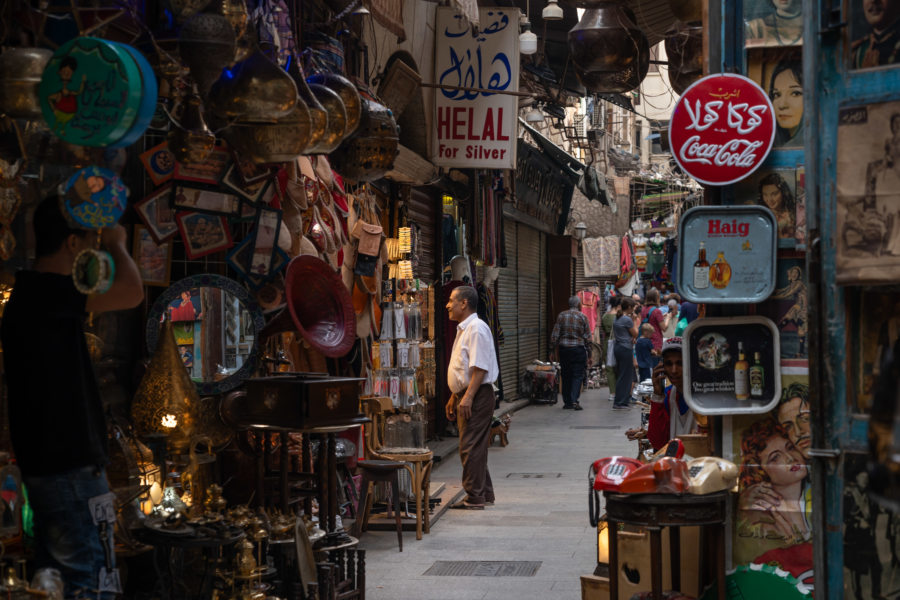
445;286;499;510
550;296;592;410
1;196;143;597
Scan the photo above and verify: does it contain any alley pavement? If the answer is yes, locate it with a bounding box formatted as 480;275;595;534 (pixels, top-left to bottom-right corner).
359;386;636;600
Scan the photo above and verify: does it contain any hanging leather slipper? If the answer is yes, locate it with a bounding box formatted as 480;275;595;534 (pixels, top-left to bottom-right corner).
449;501;485;510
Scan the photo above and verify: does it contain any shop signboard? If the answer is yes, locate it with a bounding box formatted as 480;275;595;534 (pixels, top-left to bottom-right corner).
677;205;778;304
669;73;776;186
682;316;782;415
514;140;574;233
433;7;519;170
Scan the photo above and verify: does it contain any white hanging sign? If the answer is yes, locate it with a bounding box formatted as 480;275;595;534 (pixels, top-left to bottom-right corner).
433;7;519;170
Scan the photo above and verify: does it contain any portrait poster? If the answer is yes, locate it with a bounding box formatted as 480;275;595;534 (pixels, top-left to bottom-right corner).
848;1;900;70
132;225;171;287
744;0;804;48
836;101;900;283
176;212;232;260
756;253;808;362
727;367;813;590
747;47;804;148
795;168;807;247
733;167;798;245
841;453;900;600
178;345;194;369
166;287;201;322
849;290;900;414
682;316;782;415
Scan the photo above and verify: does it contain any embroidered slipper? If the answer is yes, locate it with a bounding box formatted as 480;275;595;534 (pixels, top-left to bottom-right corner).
449;501;485;510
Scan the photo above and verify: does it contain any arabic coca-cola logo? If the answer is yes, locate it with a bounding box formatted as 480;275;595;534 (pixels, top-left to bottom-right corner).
669;74;776;186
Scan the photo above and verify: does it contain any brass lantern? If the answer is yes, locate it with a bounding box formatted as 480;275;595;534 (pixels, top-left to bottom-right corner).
289;59;328;153
307;72;362;139
568;2;649;94
306;83;347;154
207;48;297;122
664;23;704;96
330;97;399;182
178;5;237;97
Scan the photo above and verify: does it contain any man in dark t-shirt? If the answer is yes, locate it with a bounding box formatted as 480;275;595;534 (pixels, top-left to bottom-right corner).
1;196;142;597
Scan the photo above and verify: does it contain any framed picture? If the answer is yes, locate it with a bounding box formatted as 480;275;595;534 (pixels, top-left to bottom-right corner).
232;152;273;184
220;163;272;204
176;211;233;259
226;234;254;282
756;252;808;361
172;184;241;216
849;289;900;413
250;206;283;278
178;345;194;369
173;322;193;345
132;225;172;287
134;185;179;244
173;146;230;185
743;0;803;48
733;167;798;245
836;100;900;283
747;47;803;149
848;1;900;70
139;141;175;186
166;287;202;322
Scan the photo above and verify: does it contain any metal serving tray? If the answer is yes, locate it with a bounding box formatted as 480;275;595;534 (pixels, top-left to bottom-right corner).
676;205;778;304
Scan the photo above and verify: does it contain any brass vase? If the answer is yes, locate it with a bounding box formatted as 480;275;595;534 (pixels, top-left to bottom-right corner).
288;59;328;153
207;49;297;122
0;48;52;119
330;97;399;182
307;72;362;139
131;319;200;453
664;23;704;95
167;94;216;164
306;83;346;154
568;2;649;94
179;6;237;97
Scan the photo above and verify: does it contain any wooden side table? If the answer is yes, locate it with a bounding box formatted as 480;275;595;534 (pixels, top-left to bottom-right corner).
604;491;729;600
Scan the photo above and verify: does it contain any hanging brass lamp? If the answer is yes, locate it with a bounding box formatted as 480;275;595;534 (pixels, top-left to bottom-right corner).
664;22;703;95
330;96;399;182
307;72;362;139
306;83;346;154
167;94;217;164
207;48;298;123
178;4;237;97
131;318;200;454
288;58;328;153
568;2;649;94
222;101;313;163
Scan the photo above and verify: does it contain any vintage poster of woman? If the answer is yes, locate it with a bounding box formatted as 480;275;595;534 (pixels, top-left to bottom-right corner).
837;100;900;283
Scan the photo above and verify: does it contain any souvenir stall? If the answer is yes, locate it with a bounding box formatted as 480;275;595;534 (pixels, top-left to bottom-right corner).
0;0;445;596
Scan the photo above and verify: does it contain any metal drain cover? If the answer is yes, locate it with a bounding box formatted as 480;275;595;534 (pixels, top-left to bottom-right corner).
506;473;562;478
423;561;542;577
570;426;620;430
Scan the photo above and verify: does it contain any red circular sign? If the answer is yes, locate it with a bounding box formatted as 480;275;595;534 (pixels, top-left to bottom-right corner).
669;73;776;186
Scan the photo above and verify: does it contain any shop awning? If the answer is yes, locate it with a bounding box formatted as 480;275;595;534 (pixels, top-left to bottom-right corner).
518;119;585;183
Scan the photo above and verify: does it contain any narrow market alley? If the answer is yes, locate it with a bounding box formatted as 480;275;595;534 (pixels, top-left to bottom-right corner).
361;388;633;600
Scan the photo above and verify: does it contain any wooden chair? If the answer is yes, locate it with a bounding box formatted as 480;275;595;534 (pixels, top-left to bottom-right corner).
356;397;433;541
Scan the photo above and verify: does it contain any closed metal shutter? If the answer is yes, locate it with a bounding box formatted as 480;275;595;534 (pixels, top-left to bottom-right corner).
517;225;541;379
407;188;436;282
539;231;548;360
497;218;518;401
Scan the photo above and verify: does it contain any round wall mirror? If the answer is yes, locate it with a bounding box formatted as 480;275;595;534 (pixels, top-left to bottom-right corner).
146;274;265;396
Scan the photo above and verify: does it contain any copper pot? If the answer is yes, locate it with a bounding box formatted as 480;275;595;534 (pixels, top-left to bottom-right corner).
307;72;361;138
0;48;52;119
664;23;703;95
305;83;346;155
330;97;399;182
568;2;649;94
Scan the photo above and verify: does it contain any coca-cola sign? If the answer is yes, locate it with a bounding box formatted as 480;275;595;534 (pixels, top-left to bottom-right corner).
669;74;776;186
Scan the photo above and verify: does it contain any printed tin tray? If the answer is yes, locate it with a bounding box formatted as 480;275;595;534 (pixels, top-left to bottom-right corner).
677;205;777;304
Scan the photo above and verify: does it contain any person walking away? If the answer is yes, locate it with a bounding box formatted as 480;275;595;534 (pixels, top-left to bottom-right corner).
635;324;658;382
601;296;620;403
445;286;499;509
550;296;592;410
612;298;639;410
1;196;143;597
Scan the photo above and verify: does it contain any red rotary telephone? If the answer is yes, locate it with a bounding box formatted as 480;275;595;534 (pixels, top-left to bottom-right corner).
588;456;643;526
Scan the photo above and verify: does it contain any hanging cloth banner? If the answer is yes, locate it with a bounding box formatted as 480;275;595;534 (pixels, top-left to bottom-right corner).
433;6;519;170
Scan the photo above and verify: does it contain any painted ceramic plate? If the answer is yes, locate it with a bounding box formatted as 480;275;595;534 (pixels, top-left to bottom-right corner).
62;166;127;229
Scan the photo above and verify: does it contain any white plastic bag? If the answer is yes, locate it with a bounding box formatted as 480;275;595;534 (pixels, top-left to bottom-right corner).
606;337;616;367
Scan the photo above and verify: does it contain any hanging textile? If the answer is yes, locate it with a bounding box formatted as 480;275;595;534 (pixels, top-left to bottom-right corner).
367;0;406;41
578;289;600;333
582;237;604;277
600;235;620;276
646;235;666;276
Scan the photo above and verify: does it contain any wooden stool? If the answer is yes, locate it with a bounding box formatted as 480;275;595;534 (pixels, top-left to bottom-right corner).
352;460;405;551
377;450;433;540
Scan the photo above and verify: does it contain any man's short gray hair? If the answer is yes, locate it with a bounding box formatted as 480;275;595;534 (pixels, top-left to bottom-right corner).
455;285;479;312
569;296;581;309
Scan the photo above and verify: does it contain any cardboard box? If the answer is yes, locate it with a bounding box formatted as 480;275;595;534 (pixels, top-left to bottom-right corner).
581;574;609;600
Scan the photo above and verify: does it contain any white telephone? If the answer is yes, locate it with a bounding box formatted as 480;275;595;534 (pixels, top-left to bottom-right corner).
686;456;739;494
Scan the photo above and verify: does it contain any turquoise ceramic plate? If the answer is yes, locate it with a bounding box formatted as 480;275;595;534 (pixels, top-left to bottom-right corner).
109;42;158;149
38;37;143;147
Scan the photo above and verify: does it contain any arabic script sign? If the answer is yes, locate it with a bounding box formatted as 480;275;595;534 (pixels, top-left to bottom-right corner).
433;7;519;170
669;73;775;186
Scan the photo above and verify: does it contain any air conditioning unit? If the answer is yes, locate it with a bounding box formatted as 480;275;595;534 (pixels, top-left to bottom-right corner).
574;114;586;138
590;100;605;128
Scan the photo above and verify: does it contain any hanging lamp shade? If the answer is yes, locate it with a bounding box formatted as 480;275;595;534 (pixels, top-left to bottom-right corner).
167;94;216;164
178;5;237;97
288;59;328;152
330;96;399;182
207;48;297;122
222;101;312;163
307;72;362;139
664;23;703;95
306;83;347;154
131;318;200;453
542;0;564;20
568;2;649;94
520;23;538;55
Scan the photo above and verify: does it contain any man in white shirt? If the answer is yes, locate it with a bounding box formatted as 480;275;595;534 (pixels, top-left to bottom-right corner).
445;285;499;510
